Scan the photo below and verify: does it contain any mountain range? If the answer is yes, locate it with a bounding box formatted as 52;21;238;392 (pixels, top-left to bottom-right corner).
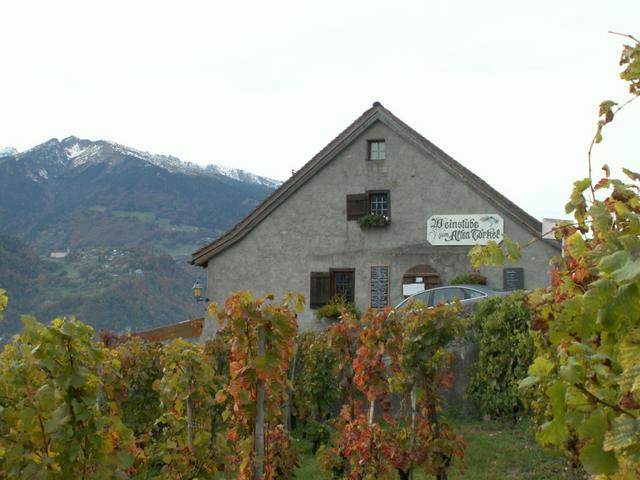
0;136;278;255
0;137;278;338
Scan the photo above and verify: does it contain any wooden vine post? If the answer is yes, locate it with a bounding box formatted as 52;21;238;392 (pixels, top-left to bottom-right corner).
186;371;194;452
254;325;266;480
408;381;418;480
283;339;299;432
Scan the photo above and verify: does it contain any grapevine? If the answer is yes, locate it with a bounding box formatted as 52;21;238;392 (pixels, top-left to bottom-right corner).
0;315;137;479
472;36;640;478
212;291;303;480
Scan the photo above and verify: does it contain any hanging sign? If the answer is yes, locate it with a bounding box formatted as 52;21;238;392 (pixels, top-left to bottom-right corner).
427;214;504;246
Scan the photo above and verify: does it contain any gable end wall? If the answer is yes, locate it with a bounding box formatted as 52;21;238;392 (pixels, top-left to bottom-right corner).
204;121;557;334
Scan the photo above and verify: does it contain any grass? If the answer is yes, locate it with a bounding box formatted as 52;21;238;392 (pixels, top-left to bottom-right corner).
133;417;582;479
287;417;584;480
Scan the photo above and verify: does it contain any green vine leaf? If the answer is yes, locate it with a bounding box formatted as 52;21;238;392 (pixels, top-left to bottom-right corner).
623;167;640;181
604;416;640;452
580;442;619;474
528;357;555;378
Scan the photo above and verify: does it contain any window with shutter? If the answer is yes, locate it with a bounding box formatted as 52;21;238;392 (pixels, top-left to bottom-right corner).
309;272;331;308
346;193;368;220
330;269;355;303
310;269;356;308
367;190;390;218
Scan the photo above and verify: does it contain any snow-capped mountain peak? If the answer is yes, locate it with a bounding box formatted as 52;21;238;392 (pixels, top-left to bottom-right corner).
204;165;281;188
0;147;18;158
64;143;87;159
10;137;281;188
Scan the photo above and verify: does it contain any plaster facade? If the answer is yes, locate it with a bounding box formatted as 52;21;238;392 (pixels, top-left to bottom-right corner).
194;105;560;336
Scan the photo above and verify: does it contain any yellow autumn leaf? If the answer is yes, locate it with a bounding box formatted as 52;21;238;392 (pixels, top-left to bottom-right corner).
215;390;227;404
0;288;7;317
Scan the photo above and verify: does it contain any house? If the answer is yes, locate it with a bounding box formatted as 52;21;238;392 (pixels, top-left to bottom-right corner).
50;249;70;259
192;102;560;335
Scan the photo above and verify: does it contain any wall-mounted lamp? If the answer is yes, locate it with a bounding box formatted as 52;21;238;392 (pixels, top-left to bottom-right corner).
192;281;209;303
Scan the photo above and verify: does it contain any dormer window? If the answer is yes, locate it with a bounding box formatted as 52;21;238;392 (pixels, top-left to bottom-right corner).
368;140;385;161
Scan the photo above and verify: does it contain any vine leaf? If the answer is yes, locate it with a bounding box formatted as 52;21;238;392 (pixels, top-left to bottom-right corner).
604;416;640;452
537;419;568;446
578;413;619;474
528;356;555;378
559;357;584;384
580;442;619;474
599;100;618;124
623;168;640;181
537;381;568;446
0;288;7;321
610;236;640;283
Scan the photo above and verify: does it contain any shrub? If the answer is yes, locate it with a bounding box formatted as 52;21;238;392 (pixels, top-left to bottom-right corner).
292;331;341;453
357;213;390;229
315;294;358;320
467;291;535;418
450;273;487;285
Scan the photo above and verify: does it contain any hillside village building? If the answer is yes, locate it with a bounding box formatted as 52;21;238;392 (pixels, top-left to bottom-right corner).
192;103;560;334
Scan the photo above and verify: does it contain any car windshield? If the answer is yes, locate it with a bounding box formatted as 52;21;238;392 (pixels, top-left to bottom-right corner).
395;290;430;309
457;285;498;295
395;284;498;310
432;287;467;305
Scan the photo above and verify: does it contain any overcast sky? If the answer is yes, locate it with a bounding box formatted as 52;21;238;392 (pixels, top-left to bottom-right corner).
1;0;638;220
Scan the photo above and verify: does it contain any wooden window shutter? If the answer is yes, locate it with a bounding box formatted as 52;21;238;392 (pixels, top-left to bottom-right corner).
310;272;331;309
346;193;368;220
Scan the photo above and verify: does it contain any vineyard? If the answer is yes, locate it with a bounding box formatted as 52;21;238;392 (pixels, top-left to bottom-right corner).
1;35;639;480
0;290;470;479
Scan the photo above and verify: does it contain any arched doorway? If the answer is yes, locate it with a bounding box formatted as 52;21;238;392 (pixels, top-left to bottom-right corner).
402;264;441;297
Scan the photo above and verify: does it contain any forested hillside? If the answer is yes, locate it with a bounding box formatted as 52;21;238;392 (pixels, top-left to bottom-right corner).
0;235;206;341
0;137;277;338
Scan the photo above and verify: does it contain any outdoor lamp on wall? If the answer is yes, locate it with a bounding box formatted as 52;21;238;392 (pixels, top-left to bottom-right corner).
192;281;209;303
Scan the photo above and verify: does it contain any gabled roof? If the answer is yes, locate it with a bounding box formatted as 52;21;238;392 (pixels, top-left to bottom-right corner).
192;102;556;267
132;317;205;342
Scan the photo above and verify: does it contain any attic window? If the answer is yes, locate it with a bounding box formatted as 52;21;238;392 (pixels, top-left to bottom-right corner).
368;140;385;161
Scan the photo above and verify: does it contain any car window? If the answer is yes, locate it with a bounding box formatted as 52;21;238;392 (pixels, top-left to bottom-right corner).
411;291;431;306
432;287;466;305
463;288;485;299
396;291;431;310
